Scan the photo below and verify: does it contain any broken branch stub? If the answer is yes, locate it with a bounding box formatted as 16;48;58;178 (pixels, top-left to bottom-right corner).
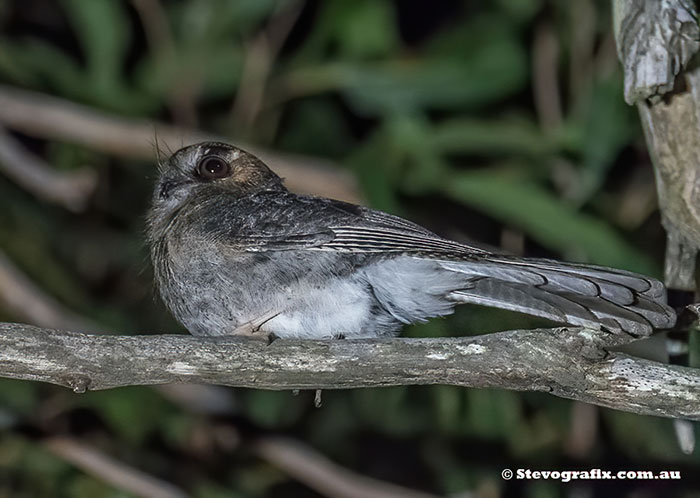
614;0;700;290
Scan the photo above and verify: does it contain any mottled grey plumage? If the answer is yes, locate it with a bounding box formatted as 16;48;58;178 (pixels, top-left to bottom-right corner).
147;142;676;339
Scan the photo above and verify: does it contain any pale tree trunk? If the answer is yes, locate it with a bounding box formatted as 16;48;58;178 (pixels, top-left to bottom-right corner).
614;0;700;290
613;0;700;454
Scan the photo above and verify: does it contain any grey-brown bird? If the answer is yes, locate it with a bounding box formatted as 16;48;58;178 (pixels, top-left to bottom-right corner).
147;142;676;340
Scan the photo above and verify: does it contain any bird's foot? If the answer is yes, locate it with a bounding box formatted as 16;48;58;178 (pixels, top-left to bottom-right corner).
231;311;282;345
231;323;277;344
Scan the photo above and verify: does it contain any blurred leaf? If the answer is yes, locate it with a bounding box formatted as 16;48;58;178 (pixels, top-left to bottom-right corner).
135;0;271;104
61;0;130;90
0;436;71;496
232;463;287;496
433;385;463;433
195;482;246;498
509;412;562;456
339;51;526;115
0;0;160;113
466;389;522;439
448;305;558;337
327;0;399;58
243;390;305;428
278;99;353;158
494;0;544;24
345;126;404;214
567;74;636;202
528;482;560;498
67;475;122;498
60;0;157;114
80;388;175;444
160;413;197;449
0;434;26;467
0;39;84;92
442;169;658;274
0;8;154;114
690;326;700;369
352;387;427;435
0;379;39;417
281;15;527;116
384;114;449;192
135;45;244;102
171;0;282;42
0;187;92;310
429;116;555;158
287;0;396;64
0;41;43;85
308;394;360;456
605;411;685;461
421;439;479;494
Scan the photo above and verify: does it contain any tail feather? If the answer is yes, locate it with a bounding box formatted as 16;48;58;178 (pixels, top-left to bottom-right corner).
450;279;590;323
441;257;676;336
509;258;665;298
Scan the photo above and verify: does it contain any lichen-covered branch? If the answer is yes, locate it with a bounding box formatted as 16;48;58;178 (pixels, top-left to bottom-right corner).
1;322;699;420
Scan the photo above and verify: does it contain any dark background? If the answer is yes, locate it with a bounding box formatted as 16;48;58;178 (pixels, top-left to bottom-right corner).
0;0;696;497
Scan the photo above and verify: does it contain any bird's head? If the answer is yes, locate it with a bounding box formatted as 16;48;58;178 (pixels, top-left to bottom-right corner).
153;142;284;207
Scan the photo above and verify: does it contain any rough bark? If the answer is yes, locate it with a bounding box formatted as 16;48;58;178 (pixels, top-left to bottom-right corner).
614;0;700;290
1;322;699;420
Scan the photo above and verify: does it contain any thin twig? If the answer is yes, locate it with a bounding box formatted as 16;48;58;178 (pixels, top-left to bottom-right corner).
532;20;563;132
131;0;175;56
0;322;699;420
0;85;360;202
0;250;98;332
0;127;97;212
564;402;598;458
230;1;304;135
254;437;439;498
230;35;273;135
45;437;190;498
568;0;597;105
131;0;199;127
156;383;236;415
45;421;442;498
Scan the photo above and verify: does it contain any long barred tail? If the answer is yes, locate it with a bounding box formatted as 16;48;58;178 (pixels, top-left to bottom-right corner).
441;256;676;336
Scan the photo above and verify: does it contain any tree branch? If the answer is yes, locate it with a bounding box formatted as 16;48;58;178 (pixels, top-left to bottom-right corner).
1;322;699;420
0;127;97;212
254;437;440;498
0;84;360;203
45;437;190;498
0;250;99;332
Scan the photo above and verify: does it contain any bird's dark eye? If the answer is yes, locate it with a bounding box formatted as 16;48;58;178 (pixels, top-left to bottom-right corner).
196;155;231;180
